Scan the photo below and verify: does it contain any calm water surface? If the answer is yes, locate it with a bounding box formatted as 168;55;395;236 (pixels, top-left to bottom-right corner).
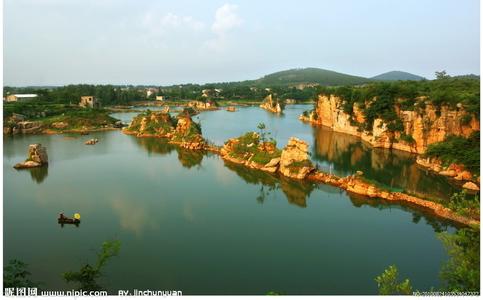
5;105;457;294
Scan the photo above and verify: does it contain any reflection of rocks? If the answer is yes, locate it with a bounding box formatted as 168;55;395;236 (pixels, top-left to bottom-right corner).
223;161;314;207
311;125;459;201
15;166;49;184
279;177;315;207
347;193;450;232
14;144;49;169
131;136;204;169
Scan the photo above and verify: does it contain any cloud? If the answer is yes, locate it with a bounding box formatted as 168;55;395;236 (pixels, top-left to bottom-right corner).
205;3;243;52
141;11;206;40
211;4;242;36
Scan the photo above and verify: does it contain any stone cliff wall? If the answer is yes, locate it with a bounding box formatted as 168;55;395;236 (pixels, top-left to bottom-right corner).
300;94;480;154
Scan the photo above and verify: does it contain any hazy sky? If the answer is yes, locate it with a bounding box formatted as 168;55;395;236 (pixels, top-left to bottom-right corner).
4;0;480;86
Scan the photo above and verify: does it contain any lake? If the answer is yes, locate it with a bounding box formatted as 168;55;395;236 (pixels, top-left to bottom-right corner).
4;104;457;294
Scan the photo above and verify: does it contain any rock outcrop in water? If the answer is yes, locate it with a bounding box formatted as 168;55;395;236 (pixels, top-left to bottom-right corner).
220;132;283;173
14;144;49;169
279;137;315;179
300;94;479;154
260;94;283;114
123;111;206;150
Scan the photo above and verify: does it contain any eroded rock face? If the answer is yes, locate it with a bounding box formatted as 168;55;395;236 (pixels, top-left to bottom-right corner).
14;144;48;169
260;94;283;114
303;94;480;154
279;137;314;179
463;181;480;191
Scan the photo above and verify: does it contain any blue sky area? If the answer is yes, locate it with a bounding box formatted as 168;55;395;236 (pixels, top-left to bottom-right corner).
4;0;480;85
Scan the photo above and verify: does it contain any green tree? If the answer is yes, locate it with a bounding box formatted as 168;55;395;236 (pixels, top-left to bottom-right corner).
438;227;480;292
375;265;413;295
257;122;267;142
4;260;37;289
63;240;121;291
435;70;451;80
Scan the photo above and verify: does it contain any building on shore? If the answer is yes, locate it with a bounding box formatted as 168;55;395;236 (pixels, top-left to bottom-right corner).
156;95;165;101
79;96;100;108
4;94;38;102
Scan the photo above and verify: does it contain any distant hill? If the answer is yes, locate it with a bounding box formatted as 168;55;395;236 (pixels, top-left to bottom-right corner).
255;68;371;86
371;71;425;81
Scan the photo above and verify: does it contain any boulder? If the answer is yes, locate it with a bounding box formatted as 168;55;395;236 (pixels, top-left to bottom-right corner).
279;137;314;179
13;144;48;169
462;181;479;191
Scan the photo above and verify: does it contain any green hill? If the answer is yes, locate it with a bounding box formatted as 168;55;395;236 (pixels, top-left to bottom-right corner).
255;68;371;86
371;71;425;81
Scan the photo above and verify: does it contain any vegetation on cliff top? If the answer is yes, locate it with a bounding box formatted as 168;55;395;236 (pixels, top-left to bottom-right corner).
226;131;281;165
424;131;480;174
4;102;120;132
316;76;480;131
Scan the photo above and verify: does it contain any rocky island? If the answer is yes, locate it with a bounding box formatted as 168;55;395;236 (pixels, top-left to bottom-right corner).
123;110;206;150
14;144;49;169
260;94;284;114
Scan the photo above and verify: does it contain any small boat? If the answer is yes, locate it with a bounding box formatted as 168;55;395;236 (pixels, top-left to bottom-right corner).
58;213;81;225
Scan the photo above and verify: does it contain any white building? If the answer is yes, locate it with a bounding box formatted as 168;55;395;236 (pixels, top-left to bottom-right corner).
5;94;38;102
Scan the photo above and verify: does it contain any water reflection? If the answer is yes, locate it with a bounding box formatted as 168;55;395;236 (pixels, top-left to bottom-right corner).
15;166;49;184
223;162;316;207
311;126;458;201
347;193;452;232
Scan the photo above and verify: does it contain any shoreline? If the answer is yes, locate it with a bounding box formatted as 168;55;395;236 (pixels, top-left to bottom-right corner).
124;129;479;227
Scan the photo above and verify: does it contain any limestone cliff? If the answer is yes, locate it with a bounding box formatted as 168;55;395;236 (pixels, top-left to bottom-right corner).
300;94;479;154
260;94;283;114
14;144;49;169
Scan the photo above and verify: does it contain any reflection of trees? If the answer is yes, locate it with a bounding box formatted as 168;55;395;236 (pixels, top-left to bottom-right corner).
311;126;458;201
223;162;314;207
15;166;49;184
132;136;176;155
177;149;204;169
131;136;204;169
347;193;451;232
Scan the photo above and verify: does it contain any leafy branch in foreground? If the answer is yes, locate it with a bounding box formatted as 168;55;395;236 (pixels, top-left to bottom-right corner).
438;227;480;292
63;240;121;291
4;260;37;288
375;265;413;295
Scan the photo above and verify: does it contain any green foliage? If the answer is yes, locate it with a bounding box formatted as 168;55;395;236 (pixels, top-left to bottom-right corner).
447;191;480;219
438;227;480;292
40;108;119;130
375;265;413;295
63;240;121;291
399;133;416;144
257;122;267;142
228;131;281;165
4;260;36;288
425;131;480;174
